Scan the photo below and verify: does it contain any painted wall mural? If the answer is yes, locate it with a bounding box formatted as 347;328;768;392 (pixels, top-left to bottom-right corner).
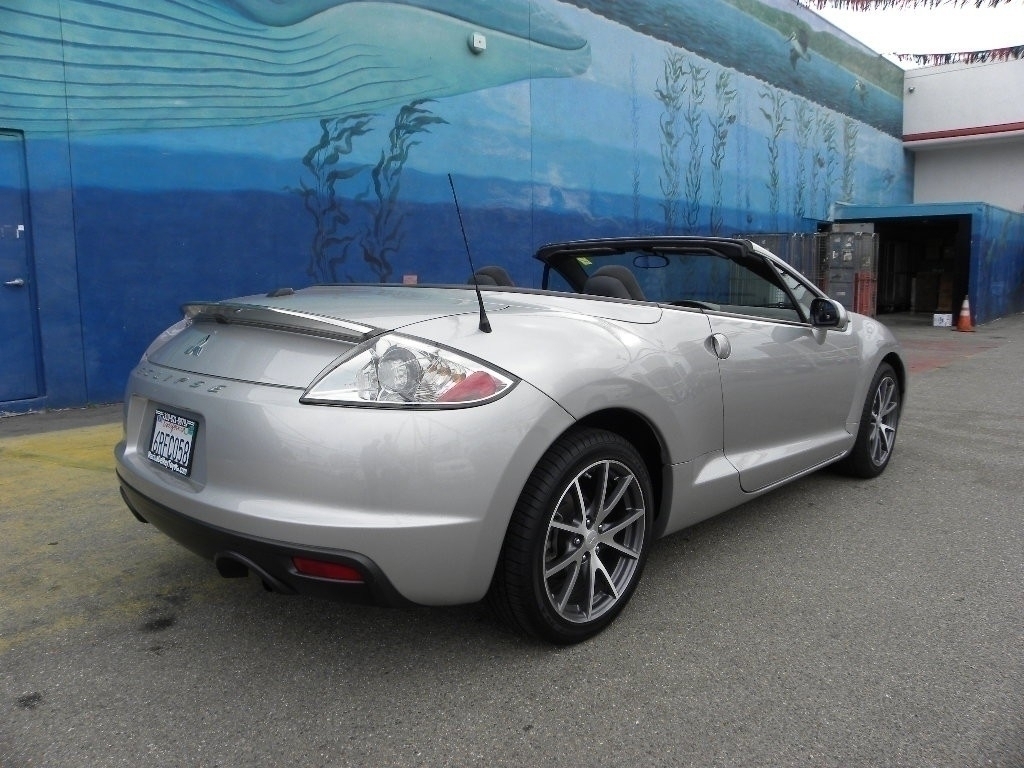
1;0;916;406
2;0;590;133
561;0;904;136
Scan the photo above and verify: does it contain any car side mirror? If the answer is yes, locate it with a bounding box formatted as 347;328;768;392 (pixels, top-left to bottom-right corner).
810;298;849;330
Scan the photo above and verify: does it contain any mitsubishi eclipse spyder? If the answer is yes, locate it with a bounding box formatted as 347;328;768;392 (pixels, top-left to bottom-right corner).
115;236;904;644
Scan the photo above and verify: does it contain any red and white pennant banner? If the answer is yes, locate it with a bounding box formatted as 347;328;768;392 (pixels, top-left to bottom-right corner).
798;1;1012;8
795;0;1021;65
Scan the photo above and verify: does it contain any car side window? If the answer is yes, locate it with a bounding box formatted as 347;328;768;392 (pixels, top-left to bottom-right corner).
687;251;800;323
564;247;803;324
774;263;817;321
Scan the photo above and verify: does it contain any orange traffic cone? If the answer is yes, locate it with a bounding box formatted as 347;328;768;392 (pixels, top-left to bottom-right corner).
955;296;974;332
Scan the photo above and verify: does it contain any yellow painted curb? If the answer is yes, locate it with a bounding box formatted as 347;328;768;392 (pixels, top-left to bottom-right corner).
0;422;123;473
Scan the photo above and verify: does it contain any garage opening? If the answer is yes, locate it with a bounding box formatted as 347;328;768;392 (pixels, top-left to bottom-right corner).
871;215;971;316
747;212;973;321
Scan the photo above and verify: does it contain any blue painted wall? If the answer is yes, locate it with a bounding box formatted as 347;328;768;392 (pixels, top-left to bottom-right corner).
1;0;914;408
973;205;1024;324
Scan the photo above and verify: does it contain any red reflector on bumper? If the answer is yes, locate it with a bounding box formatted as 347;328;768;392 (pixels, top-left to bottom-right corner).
292;557;364;583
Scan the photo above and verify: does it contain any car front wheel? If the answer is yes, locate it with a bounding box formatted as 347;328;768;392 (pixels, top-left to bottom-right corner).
489;428;653;644
839;362;900;478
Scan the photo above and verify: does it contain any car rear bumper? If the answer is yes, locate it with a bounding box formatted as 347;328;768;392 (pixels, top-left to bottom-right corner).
118;473;412;606
114;367;575;605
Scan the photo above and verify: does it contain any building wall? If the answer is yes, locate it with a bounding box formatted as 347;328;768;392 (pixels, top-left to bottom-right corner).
904;58;1024;137
904;58;1024;211
899;58;1024;322
0;0;913;411
913;141;1024;211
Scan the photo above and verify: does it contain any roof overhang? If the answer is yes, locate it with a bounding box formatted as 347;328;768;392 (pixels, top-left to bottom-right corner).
903;120;1024;151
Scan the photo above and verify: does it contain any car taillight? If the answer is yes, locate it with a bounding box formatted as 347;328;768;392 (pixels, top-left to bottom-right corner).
301;333;516;408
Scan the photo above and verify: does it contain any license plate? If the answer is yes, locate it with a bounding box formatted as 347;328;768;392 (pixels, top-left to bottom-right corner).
147;409;198;477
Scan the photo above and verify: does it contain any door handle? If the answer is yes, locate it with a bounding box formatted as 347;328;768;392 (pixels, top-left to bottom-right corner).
4;278;26;287
710;333;731;360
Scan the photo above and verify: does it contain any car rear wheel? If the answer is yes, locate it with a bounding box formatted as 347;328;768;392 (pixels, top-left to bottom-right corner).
838;362;900;478
488;428;653;644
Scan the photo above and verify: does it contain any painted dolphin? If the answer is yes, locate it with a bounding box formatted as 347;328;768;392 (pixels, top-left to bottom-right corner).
0;0;590;133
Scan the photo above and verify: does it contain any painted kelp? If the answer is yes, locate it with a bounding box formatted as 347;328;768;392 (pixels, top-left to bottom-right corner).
793;100;814;222
645;37;878;240
682;62;710;234
360;103;449;283
656;51;688;234
297;101;447;283
296;115;374;282
709;71;738;235
759;87;790;231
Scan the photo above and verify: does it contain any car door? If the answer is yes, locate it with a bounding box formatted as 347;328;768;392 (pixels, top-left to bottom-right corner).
0;130;41;402
705;251;860;492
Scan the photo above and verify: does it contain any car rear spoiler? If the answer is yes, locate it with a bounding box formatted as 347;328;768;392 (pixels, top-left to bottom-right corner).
182;302;379;344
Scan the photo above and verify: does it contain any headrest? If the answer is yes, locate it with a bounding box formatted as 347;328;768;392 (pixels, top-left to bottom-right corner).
472;266;514;286
583;274;633;300
593;264;646;300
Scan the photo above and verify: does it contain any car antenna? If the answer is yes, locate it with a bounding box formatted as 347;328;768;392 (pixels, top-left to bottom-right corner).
448;173;492;333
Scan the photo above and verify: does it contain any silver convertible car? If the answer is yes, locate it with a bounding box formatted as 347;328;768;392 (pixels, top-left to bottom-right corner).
115;237;904;644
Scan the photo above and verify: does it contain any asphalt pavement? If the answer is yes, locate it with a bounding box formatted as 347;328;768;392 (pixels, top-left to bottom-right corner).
1;312;1022;767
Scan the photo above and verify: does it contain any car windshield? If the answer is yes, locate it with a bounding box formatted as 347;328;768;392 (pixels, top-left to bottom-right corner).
543;244;809;323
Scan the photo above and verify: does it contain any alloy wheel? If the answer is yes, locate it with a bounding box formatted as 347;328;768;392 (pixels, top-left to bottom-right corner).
868;375;899;466
543;458;647;624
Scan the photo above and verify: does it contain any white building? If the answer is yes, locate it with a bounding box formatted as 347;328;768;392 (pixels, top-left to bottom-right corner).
904;57;1024;211
836;56;1024;323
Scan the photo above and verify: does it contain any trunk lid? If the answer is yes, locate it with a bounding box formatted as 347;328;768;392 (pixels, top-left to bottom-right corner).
143;283;661;388
145;285;491;388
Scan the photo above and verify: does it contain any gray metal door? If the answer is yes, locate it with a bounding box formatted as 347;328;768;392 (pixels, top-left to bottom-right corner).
0;130;41;402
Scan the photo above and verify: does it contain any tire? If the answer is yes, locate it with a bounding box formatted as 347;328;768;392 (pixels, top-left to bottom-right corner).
837;362;900;478
488;428;654;644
